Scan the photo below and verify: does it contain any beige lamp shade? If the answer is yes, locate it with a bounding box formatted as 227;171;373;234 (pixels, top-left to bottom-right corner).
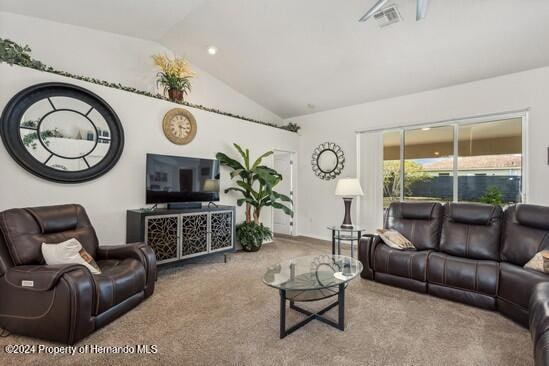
203;179;220;192
335;178;363;197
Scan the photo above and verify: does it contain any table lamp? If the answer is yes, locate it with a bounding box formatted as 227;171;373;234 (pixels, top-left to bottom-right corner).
335;178;364;228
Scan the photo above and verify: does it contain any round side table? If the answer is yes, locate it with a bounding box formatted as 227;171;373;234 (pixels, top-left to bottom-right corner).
327;226;368;258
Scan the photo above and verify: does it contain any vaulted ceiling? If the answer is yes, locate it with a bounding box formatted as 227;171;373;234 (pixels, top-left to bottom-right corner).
2;0;549;118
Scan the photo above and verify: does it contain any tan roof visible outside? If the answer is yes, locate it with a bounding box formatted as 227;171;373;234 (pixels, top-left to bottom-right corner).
422;155;521;171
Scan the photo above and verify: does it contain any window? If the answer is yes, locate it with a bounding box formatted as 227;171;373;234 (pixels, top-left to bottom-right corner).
383;130;401;208
404;126;454;202
458;118;522;204
381;116;524;205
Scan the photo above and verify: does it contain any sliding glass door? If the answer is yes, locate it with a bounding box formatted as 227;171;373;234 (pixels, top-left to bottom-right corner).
382;115;524;206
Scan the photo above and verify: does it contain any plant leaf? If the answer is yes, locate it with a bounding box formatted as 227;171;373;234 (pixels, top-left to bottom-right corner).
272;202;294;217
233;143;249;169
251;150;273;170
216;152;245;171
272;191;292;203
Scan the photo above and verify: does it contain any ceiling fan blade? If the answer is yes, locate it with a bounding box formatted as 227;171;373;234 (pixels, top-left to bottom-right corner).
416;0;429;21
358;0;389;22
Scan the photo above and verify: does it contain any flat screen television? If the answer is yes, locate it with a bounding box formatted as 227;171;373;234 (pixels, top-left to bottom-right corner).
146;154;220;204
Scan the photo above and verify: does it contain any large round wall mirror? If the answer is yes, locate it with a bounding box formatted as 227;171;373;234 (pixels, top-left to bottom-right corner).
0;82;124;183
311;142;345;180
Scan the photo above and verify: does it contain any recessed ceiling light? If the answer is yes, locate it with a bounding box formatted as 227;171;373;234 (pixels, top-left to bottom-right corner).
422;127;431;131
207;46;217;55
434;151;440;156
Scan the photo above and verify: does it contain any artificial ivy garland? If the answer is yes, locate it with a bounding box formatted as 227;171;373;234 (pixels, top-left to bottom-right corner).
0;38;300;133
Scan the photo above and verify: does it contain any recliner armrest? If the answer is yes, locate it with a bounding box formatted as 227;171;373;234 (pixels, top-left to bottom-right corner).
5;264;90;291
97;242;147;260
358;234;380;280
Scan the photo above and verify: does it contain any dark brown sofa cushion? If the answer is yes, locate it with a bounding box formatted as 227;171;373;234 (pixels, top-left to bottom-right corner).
440;203;502;261
428;252;499;297
373;243;429;282
501;204;549;266
384;202;443;250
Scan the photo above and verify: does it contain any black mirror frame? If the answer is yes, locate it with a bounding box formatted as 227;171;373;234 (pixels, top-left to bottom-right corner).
311;142;345;180
0;82;125;184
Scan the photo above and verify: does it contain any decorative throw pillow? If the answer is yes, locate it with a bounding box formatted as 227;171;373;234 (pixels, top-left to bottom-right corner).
524;250;549;274
41;238;101;274
376;229;415;250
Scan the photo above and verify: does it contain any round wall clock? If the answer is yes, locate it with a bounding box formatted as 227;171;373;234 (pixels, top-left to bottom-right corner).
162;108;197;145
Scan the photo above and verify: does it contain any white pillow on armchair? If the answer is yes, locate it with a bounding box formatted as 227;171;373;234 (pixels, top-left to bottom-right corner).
41;238;101;274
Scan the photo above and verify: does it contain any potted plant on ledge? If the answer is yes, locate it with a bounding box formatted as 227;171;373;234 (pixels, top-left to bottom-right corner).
216;144;293;252
152;54;194;102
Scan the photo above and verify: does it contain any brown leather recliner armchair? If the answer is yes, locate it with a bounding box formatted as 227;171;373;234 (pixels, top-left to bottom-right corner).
0;204;156;344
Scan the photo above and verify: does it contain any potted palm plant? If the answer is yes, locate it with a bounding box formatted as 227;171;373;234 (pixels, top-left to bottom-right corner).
152;54;194;102
216;144;293;252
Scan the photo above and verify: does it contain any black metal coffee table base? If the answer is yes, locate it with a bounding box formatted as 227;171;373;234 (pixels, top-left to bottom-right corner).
279;283;345;338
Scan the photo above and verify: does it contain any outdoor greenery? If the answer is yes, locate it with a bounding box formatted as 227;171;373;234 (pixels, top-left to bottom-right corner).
383;160;431;201
384;157;508;206
479;186;504;206
216;144;293;251
0;38;300;133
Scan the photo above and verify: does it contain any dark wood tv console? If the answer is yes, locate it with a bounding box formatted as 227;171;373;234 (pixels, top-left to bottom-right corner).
126;205;235;265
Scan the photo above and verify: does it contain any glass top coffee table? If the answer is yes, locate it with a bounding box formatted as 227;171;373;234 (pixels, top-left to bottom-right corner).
263;255;363;338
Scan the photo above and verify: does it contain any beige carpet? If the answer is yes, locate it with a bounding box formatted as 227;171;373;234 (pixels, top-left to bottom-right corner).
0;236;532;366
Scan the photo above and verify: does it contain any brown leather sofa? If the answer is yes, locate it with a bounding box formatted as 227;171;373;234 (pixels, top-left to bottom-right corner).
0;204;156;344
530;282;549;365
359;201;549;366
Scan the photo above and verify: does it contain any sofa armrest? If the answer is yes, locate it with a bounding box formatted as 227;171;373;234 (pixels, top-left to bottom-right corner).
358;234;380;280
530;282;549;345
5;264;91;291
531;283;549;366
97;243;157;297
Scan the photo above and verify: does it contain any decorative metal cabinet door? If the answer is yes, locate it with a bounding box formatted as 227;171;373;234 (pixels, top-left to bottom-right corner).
210;211;234;252
145;215;179;264
180;213;209;258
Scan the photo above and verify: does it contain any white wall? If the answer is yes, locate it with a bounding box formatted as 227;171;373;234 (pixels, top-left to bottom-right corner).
5;10;549;245
293;66;549;240
0;64;299;245
0;11;282;124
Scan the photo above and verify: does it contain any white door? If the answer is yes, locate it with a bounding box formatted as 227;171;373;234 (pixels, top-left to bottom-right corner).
273;152;293;235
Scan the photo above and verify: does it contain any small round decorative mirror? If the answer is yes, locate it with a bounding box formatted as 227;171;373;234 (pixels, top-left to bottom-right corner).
0;82;124;183
311;142;345;180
